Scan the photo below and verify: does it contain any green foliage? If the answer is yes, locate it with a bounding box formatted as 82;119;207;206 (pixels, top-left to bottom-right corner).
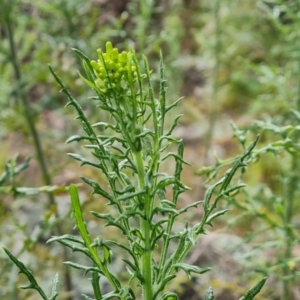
3;248;59;300
239;277;267;300
5;0;300;299
195;1;300;299
4;43;266;299
0;156;70;196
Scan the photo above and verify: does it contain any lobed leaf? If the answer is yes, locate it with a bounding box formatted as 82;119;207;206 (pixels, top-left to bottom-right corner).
173;263;211;280
3;248;49;299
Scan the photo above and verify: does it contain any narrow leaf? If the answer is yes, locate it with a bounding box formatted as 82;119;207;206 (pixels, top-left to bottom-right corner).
81;176;113;201
206;209;230;226
49;273;59;300
69;185;103;269
64;262;101;275
239;277;267;300
173;263;211;279
3;248;48;300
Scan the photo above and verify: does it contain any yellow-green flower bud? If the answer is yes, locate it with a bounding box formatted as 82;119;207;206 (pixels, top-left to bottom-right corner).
112;48;119;61
119;51;128;63
103;53;109;61
106;41;113;56
90;60;99;70
108;61;116;70
114;72;121;80
89;42;145;96
99;66;106;76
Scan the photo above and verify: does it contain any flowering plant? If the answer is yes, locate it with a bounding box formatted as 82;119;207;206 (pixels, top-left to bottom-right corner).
3;42;266;300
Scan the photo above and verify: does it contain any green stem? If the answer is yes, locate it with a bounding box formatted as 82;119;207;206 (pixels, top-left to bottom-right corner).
134;150;153;300
281;28;300;298
137;0;154;51
2;0;54;206
282;158;296;300
1;3;74;298
282;16;300;298
204;0;221;164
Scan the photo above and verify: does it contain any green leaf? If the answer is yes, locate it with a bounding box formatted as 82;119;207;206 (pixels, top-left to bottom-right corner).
239;277;267;300
64;262;101;275
78;70;97;89
49;273;59;300
122;258;143;284
82;295;94;300
177;200;203;215
160;292;178;300
204;286;214;300
68;153;101;169
206;209;230;226
154;275;176;299
80;176;113;202
91;212;127;234
116;189;146;201
3;248;49;300
102;244;112;263
165;96;184;113
160;152;191;166
150;228;165;250
47;234;84;245
153;203;178;216
165;114;183;137
173;263;211;279
0;156;30;185
48;236;90;256
73;48;95;82
66;135;97;143
69;185;103;269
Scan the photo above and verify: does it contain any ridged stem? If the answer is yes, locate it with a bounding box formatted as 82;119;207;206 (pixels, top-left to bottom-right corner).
134;149;153;300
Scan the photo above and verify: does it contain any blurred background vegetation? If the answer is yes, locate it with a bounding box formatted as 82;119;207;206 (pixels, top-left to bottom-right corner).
1;0;300;299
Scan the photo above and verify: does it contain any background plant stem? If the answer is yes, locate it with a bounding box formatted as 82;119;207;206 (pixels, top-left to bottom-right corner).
1;1;73;298
204;0;221;164
137;0;154;51
2;0;54;207
282;10;300;297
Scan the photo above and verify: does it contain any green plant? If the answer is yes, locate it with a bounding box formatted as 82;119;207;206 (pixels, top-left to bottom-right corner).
3;42;266;299
195;1;300;298
198;119;300;299
0;156;71;299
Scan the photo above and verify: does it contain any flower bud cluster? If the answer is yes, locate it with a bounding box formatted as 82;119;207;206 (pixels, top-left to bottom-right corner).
90;42;137;94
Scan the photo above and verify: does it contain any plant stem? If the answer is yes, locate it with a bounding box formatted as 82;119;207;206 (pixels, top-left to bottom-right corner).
204;0;221;164
1;2;73;298
137;0;154;51
2;0;54;207
282;23;300;299
134;149;153;300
